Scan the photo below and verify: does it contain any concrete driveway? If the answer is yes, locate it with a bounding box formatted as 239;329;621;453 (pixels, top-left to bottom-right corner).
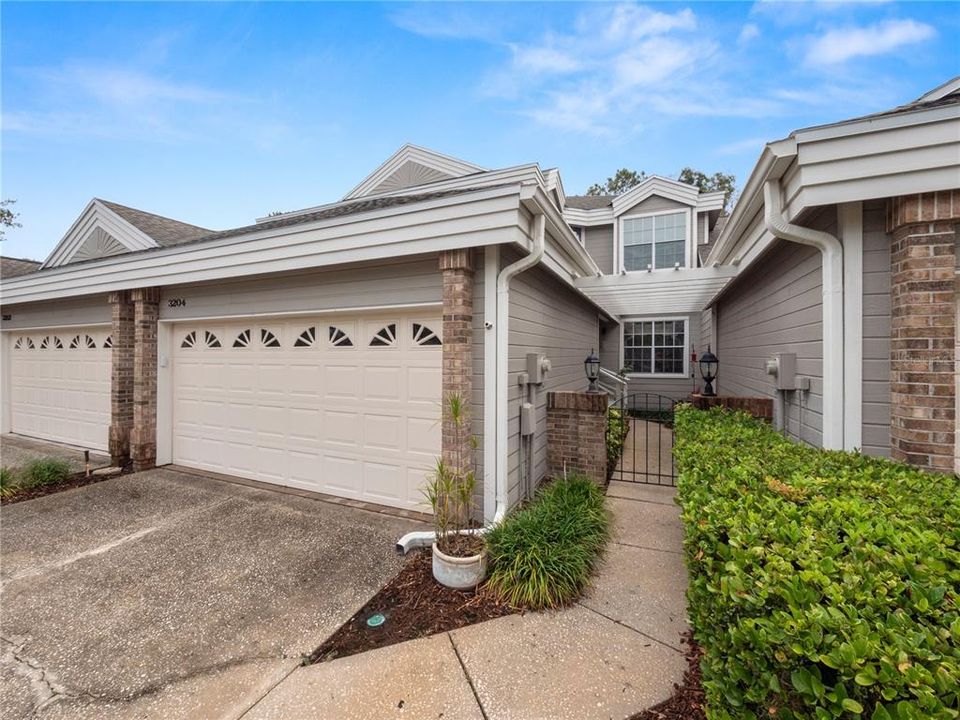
0;468;426;720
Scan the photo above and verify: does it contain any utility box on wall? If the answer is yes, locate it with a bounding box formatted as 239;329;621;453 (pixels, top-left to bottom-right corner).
766;352;798;391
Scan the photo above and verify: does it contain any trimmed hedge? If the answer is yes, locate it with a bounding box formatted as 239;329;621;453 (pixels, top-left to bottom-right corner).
485;473;610;609
674;406;960;720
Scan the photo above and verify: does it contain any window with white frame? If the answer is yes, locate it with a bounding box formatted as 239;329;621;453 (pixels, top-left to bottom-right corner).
622;211;687;271
623;319;686;375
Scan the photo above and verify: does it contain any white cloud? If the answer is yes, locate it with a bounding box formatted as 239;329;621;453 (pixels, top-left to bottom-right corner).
738;23;760;44
805;19;935;65
715;136;769;156
510;45;582;76
389;5;507;42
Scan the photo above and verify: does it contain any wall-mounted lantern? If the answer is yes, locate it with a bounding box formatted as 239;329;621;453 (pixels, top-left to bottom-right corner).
699;345;719;397
584;349;601;393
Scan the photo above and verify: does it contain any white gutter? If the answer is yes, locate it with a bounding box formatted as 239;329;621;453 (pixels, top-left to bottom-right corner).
396;211;547;553
763;179;844;450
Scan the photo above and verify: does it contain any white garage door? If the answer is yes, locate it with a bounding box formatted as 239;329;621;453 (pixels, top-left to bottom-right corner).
8;328;112;451
171;313;442;512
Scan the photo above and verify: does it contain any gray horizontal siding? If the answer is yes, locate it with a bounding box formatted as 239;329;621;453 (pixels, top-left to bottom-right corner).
621;195;687;217
584;225;614;275
861;200;891;457
716;234;826;447
2;295;112;329
470;249;487;515
506;254;600;508
159;256;442;320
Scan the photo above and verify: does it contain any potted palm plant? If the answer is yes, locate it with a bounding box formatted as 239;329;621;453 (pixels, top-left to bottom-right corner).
424;392;486;590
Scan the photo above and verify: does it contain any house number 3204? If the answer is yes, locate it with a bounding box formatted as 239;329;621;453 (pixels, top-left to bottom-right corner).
167;298;187;308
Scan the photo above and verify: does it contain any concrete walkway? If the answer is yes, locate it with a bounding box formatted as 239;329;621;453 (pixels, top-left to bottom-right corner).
244;481;689;720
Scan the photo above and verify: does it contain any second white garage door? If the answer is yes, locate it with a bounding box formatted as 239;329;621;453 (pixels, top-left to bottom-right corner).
171;313;442;512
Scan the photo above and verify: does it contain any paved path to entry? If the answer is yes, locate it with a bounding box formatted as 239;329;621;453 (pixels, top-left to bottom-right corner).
245;481;690;720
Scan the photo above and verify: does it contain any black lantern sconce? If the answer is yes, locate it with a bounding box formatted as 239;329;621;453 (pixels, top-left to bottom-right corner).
584;349;601;393
699;345;719;397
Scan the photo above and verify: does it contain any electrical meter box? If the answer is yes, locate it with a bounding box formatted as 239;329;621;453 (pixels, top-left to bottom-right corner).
520;402;535;436
767;352;798;390
526;353;551;384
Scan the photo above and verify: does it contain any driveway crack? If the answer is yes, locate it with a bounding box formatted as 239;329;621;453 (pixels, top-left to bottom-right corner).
1;635;91;716
448;632;488;720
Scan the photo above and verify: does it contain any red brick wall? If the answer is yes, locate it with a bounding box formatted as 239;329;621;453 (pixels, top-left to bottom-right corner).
688;394;773;422
130;287;160;471
547;391;608;484
439;250;474;474
108;290;134;465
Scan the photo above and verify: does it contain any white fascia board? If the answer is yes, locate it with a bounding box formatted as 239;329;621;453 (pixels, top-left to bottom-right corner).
42;199;160;269
794;102;960;144
265;164;544;225
612;176;698;216
342;144;486;200
918;76;960;102
2;186;524;306
545;168;566;208
562;207;614;227
520;184;599;278
695;192;725;212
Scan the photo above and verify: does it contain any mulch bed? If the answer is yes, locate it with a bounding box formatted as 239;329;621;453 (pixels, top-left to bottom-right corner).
629;632;706;720
1;466;132;505
306;549;518;664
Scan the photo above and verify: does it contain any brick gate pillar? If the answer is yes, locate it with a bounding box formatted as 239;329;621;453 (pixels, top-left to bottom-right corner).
130;287;160;471
547;391;608;484
439;249;474;474
887;191;960;473
108;290;134;466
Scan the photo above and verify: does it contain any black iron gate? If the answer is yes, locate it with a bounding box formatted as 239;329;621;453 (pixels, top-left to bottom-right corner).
611;393;677;486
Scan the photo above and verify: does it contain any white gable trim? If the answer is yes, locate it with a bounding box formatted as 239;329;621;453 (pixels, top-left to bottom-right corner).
611;176;699;216
42;199;159;269
343;144;486;200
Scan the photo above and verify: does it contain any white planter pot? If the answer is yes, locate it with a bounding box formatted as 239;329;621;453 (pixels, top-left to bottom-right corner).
432;542;487;590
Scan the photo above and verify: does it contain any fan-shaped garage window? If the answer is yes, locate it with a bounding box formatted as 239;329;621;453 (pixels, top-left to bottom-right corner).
26;338;35;349
14;337;24;350
261;329;281;348
294;327;317;348
52;337;64;349
328;326;353;347
233;329;251;348
181;331;197;349
102;336;112;349
204;331;221;348
369;323;397;347
412;323;442;346
40;336;52;349
70;335;96;349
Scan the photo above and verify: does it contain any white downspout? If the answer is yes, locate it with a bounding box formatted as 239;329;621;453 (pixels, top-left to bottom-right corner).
397;211;546;553
494;212;546;523
763;180;844;450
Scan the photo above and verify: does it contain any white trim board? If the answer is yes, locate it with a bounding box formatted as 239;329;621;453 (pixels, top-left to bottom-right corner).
42;199;159;269
342;144;486;201
620;315;691;379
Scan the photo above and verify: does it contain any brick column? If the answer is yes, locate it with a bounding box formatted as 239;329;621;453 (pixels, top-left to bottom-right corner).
130;287;160;471
547;391;608;484
887;191;960;473
108;291;134;466
439;249;474;473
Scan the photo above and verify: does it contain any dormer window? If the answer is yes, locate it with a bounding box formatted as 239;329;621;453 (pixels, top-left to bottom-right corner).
622;211;687;271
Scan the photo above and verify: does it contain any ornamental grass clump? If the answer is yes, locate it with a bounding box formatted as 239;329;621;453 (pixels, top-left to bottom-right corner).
21;458;72;488
485;474;610;609
674;404;960;720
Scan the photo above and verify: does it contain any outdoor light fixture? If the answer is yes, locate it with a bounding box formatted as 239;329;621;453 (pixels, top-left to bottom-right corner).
699;345;719;397
584;349;601;393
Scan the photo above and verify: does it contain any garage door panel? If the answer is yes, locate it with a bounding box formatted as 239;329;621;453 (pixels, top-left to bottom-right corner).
172;313;441;511
9;328;110;451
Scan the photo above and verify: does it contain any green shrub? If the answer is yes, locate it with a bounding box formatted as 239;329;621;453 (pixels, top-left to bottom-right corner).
0;467;15;498
485;474;610;609
21;458;72;488
606;407;630;475
674;405;960;720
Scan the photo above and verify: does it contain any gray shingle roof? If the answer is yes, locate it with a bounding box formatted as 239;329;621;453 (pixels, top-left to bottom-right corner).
1;256;42;278
802;79;960;132
565;195;614;210
98;199;212;247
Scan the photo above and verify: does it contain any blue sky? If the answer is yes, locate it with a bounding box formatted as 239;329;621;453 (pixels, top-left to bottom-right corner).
2;1;957;260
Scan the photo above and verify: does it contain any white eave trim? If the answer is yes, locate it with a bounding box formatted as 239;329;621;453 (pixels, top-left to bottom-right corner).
562;207;614;226
611;176;699;216
42;199;160;269
342;144;486;201
2;185;525;306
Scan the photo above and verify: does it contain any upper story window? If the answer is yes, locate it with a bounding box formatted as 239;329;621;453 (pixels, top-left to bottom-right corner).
622;211;686;271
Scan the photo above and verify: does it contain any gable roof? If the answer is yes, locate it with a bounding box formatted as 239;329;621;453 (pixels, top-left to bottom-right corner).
0;256;41;279
97;200;211;248
565;195;614;210
343;144;486;200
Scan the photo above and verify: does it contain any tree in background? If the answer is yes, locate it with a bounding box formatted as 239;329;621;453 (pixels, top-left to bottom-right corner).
677;168;737;213
586;169;737;213
586;169;648;196
1;199;21;240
